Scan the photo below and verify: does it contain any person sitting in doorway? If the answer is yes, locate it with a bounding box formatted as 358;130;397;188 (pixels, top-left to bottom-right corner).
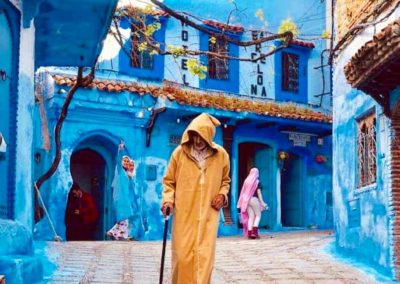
65;182;99;241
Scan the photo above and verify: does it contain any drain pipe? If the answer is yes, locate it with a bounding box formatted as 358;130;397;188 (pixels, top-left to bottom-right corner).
145;107;166;147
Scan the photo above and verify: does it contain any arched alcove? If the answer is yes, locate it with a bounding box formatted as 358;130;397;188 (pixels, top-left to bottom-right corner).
68;133;119;240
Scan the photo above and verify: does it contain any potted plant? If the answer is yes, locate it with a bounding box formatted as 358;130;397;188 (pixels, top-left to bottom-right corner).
315;154;327;164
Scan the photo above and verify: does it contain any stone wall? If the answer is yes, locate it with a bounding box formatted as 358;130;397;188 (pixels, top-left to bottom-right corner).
335;0;396;41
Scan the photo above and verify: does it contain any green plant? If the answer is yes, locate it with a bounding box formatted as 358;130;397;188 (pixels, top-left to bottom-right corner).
278;17;299;38
187;59;208;79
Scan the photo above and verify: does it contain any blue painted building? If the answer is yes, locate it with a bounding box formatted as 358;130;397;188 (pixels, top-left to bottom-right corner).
34;0;333;242
0;0;117;282
332;0;400;280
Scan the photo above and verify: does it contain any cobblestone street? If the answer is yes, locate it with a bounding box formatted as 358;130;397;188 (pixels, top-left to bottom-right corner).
46;231;380;283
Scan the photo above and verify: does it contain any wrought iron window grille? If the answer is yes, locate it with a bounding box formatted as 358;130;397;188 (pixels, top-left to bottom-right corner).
208;38;229;80
130;25;154;70
282;52;299;93
357;113;377;188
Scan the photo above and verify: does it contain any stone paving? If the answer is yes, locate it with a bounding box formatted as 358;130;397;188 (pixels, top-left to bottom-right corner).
45;230;380;283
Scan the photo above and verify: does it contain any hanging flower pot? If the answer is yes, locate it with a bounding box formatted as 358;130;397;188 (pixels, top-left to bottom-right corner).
315;154;327;164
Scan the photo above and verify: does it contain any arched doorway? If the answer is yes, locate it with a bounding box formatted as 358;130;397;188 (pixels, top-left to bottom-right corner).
280;153;303;227
238;142;275;229
0;2;19;219
69;149;106;240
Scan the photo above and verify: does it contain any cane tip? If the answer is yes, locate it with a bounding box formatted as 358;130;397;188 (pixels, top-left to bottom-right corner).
54;235;63;242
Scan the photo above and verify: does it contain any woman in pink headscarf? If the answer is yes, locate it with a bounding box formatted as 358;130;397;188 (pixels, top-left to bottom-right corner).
237;168;268;239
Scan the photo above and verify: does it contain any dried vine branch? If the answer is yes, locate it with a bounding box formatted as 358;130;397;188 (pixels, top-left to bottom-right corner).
113;3;293;64
329;0;400;63
148;0;293;46
34;67;95;222
127;20;291;62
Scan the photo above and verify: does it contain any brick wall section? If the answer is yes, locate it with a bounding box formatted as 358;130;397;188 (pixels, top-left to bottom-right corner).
391;114;400;280
336;0;374;40
335;0;396;41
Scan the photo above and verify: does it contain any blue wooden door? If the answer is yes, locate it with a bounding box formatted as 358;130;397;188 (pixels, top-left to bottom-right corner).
0;10;12;218
254;147;274;228
281;155;303;227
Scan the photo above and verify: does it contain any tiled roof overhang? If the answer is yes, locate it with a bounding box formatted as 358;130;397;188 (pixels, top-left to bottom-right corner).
289;40;315;49
202;20;244;33
52;75;332;124
123;5;169;17
344;18;400;114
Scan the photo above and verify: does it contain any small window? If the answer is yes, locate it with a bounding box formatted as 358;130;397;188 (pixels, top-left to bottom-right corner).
208;38;229;80
357;112;376;188
282;52;299;92
130;24;153;70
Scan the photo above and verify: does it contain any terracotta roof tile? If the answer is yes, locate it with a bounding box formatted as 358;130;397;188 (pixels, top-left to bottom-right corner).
52;74;332;123
344;18;400;96
289;40;315;48
123;5;169;17
202;20;244;33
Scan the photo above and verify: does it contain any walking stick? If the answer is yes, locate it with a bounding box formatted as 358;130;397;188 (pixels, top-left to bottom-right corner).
159;207;170;284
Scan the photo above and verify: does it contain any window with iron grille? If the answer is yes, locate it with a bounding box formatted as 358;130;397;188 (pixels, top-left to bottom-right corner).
130;25;153;70
357;112;376;188
208;38;229;80
282;52;299;92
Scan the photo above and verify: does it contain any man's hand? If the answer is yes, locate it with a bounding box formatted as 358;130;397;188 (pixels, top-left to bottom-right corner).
74;209;80;215
161;202;173;217
211;194;225;210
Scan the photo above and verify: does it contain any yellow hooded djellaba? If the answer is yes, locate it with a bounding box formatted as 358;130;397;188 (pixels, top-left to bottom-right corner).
162;113;231;284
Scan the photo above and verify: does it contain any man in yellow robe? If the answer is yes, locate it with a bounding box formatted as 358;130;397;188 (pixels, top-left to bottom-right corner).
161;112;231;284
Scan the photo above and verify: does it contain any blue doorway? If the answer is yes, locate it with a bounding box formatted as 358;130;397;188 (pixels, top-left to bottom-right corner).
254;147;274;228
238;142;274;229
280;153;303;227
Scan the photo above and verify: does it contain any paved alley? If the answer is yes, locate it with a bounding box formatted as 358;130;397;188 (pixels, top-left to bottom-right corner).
46;231;380;284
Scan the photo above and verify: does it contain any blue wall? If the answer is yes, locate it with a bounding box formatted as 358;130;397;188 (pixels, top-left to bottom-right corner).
199;28;240;93
33;73;333;241
230;123;332;230
333;87;393;277
0;1;46;283
0;220;43;284
33;0;332;241
0;0;20;220
331;13;400;276
274;42;311;103
119;16;167;81
163;0;329;108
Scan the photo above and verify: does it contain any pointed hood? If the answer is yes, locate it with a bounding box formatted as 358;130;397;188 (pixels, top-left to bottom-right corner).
181;113;221;150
